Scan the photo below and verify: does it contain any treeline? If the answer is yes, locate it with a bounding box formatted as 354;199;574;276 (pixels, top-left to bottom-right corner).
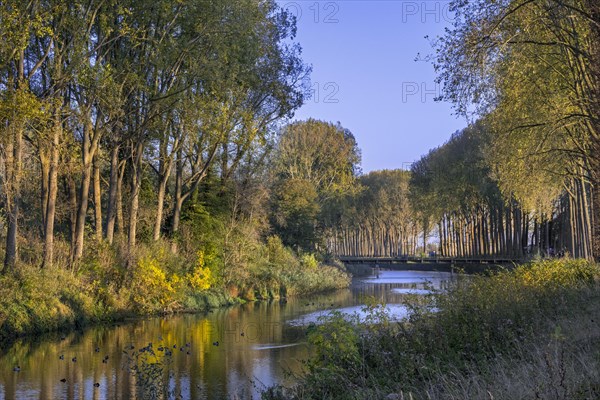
326;170;423;257
430;0;599;260
0;0;308;270
409;123;594;259
0;2;367;337
326;120;596;260
327;0;599;260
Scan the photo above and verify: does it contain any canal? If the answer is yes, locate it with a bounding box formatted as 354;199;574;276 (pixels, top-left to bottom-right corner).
0;270;453;399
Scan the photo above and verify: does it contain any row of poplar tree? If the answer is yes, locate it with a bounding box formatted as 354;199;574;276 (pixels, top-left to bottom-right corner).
328;0;600;261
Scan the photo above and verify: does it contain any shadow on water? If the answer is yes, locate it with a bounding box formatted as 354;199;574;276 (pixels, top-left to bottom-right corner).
0;270;454;399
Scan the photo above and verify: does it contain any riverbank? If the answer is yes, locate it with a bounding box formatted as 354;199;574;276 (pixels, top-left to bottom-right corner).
0;238;350;346
265;258;600;399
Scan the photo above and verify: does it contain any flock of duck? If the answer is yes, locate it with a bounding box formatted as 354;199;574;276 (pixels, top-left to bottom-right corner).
12;330;250;385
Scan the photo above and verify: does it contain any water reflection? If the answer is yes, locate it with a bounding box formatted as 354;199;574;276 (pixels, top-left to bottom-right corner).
0;270;453;399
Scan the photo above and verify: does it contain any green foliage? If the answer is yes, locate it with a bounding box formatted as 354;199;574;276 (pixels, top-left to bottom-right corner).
308;312;360;371
0;266;109;343
300;253;319;270
433;0;597;217
410;123;501;222
267;259;600;399
271;119;361;252
274;119;361;198
251;235;350;299
265;235;298;268
187;251;215;291
272;179;320;251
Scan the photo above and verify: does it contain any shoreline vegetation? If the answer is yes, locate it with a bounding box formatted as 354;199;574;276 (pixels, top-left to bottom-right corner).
0;237;350;346
264;258;600;400
0;0;361;349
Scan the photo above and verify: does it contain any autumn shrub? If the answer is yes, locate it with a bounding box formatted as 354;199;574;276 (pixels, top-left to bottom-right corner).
0;265;108;343
130;255;179;312
0;229;350;343
186;250;215;291
248;236;350;299
431;258;599;360
265;259;600;399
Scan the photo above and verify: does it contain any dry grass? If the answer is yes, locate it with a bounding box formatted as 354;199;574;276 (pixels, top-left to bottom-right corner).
264;259;600;400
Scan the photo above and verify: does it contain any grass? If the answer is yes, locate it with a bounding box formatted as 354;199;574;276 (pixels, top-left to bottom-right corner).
263;258;600;399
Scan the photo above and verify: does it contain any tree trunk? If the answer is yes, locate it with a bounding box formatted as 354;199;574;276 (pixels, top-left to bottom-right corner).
105;145;120;244
4;126;21;270
40;153;49;235
42;118;61;268
3;56;26;270
116;158;126;236
71;109;102;263
67;175;78;246
93;154;102;242
72;162;93;262
128;140;144;250
171;147;185;253
153;177;168;241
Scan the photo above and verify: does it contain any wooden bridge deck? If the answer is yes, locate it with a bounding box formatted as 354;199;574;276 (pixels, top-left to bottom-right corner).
339;256;525;265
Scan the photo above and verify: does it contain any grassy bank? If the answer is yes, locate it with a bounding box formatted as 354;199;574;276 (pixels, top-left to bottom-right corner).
0;237;350;345
264;259;600;399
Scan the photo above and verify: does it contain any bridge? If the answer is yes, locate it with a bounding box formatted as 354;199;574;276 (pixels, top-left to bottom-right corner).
339;256;525;265
338;256;526;274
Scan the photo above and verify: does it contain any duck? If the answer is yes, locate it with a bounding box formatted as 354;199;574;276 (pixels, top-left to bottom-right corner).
13;366;20;372
212;341;219;346
59;354;64;360
94;382;100;388
60;378;67;383
72;357;77;362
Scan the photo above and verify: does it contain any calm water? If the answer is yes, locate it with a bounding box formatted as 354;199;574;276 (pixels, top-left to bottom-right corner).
0;270;453;399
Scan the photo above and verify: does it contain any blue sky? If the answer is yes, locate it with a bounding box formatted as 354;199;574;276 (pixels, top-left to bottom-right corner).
279;0;468;172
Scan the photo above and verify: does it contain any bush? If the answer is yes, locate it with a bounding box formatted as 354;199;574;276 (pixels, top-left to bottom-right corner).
0;265;110;343
0;232;351;343
266;259;600;399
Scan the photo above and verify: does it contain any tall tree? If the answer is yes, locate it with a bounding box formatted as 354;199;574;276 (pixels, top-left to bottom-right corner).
434;0;600;259
272;119;360;252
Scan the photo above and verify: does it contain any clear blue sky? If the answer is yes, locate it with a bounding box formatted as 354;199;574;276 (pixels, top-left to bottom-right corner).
278;0;467;172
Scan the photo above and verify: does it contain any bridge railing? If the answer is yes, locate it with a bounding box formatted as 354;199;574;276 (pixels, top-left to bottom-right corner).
338;255;526;264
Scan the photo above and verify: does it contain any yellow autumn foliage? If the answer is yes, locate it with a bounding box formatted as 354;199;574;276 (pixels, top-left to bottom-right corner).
186;251;213;291
132;256;179;311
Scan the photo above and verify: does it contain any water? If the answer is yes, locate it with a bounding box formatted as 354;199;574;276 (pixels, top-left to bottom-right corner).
0;270;453;399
